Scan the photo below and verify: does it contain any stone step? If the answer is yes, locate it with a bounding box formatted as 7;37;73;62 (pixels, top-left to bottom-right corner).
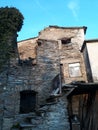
19;112;36;118
20;122;36;128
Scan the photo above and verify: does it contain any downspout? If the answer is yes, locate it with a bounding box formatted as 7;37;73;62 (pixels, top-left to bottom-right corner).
59;64;62;94
58;40;62;95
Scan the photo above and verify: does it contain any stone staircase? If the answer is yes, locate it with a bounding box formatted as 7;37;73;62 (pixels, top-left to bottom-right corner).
16;95;70;130
17;113;44;129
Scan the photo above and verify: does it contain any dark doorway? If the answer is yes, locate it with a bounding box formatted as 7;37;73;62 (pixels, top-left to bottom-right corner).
20;90;37;114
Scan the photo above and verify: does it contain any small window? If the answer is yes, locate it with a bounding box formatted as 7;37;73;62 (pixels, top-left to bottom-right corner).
61;38;71;44
37;41;41;46
69;63;82;77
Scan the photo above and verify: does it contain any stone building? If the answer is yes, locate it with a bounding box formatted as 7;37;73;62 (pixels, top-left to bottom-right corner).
0;25;88;130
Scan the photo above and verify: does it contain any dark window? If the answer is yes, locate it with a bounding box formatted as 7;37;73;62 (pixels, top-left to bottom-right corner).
20;90;37;114
61;38;71;44
37;41;42;46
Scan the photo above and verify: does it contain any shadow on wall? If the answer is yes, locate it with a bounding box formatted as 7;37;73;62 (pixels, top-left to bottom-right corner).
18;57;36;66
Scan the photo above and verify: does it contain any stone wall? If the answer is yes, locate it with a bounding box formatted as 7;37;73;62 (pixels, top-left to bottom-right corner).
0;38;61;128
18;38;38;60
59;39;87;83
13;95;70;130
39;26;87;83
28;95;70;130
36;39;60;104
39;26;85;48
0;26;87;130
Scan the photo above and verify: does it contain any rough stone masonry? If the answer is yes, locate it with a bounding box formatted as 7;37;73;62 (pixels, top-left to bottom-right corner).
0;25;87;130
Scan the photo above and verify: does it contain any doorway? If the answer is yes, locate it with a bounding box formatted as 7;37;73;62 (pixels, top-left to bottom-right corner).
20;90;37;113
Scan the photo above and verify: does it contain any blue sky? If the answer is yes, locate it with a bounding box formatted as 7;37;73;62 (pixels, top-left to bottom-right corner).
0;0;98;41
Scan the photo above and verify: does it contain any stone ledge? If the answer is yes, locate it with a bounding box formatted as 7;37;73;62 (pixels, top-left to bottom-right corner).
20;123;36;128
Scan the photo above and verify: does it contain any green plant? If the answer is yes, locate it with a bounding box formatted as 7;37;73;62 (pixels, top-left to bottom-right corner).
0;6;24;71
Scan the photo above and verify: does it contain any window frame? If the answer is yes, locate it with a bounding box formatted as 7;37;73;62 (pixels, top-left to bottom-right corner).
68;62;82;78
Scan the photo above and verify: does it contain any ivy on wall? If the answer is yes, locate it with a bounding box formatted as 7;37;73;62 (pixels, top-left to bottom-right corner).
0;6;24;71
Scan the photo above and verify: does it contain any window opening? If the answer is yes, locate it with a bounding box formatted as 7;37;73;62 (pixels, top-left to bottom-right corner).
61;38;71;45
69;63;82;77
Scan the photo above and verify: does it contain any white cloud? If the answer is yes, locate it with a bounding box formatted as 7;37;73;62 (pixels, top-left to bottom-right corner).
33;0;46;11
67;0;79;20
33;0;56;22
